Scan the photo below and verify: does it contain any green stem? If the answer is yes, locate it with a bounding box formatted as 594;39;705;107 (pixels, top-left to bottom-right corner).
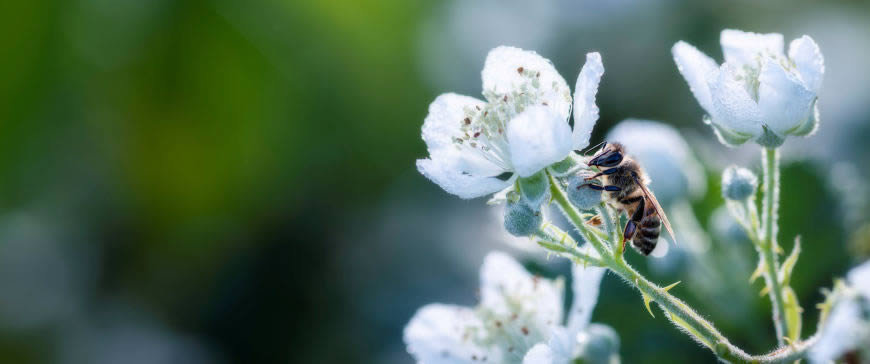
761;147;788;345
547;173;612;259
545;170;813;363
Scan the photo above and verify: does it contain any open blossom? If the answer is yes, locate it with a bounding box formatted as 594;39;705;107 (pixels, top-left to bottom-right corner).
416;46;604;201
403;252;610;363
672;29;824;147
809;260;870;363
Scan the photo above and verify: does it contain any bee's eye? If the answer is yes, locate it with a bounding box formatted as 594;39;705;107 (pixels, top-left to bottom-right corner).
599;151;623;167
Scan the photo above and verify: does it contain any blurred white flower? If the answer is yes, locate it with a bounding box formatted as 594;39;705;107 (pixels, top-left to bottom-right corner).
605;120;705;207
672;29;824;147
403;252;609;363
809;260;870;363
417;47;604;200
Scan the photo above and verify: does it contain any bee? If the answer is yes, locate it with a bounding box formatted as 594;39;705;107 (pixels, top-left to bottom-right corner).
582;142;676;255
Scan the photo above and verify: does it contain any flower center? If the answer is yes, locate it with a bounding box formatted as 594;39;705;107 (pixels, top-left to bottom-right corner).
731;51;796;102
452;67;552;172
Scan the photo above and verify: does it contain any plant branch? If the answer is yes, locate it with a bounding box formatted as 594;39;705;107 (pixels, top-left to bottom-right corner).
760;147;789;345
544;170;815;363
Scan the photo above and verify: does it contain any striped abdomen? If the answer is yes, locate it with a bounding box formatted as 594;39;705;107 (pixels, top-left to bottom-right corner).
632;208;661;255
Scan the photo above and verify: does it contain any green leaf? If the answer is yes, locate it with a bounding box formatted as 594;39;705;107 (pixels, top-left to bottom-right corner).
518;172;550;209
779;236;801;286
749;260;766;284
783;286;802;343
548;154;582;176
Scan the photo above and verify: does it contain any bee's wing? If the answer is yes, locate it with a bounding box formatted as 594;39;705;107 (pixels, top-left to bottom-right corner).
632;174;677;245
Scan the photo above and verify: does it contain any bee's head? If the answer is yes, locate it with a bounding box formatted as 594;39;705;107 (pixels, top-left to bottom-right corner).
587;142;625;168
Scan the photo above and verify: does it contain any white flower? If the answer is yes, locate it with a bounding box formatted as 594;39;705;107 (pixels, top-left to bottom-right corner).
672;29;824;147
417;47;604;200
809;260;870;363
403;252;608;364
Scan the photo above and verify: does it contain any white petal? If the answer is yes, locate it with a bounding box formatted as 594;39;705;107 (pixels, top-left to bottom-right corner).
404;303;490;364
480;252;564;328
482;46;571;120
707;63;764;137
417;155;513;199
421;94;505;174
672;41;719;115
543;327;579;364
720;29;784;67
788;35;825;93
847;260;870;299
507;106;573;177
523;344;555;364
572;52;604;151
757;58;815;136
422;93;487;151
808;299;866;364
566;264;605;334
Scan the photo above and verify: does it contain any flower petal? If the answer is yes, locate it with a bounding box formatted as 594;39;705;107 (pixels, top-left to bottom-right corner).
672;41;718;115
566;264;606;335
789;102;819;137
482;46;571;120
480;252;563;330
422;93;486;151
404;303;491;364
788;35;825;94
808;299;866;364
720;29;784;67
847;260;870;299
707;63;764;138
757;58;815;136
507;106;574;177
523;344;555;364
417;155;514;199
572;52;605;151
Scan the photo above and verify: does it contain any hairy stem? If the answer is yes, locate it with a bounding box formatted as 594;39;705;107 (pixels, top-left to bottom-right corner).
546;170;814;363
761;147;788;345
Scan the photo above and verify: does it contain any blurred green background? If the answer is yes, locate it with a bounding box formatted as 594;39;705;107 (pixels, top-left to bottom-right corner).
0;0;869;363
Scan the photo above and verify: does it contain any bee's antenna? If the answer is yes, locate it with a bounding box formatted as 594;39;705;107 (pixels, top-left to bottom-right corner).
580;140;607;156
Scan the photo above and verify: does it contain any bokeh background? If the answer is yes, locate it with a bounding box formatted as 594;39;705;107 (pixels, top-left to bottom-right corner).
1;0;869;363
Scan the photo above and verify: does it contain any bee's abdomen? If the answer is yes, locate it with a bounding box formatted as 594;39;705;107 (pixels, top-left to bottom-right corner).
632;214;661;256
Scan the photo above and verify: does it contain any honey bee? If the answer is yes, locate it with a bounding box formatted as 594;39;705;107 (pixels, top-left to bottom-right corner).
582;142;676;255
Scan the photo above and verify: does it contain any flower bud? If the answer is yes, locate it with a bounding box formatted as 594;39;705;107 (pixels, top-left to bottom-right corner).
504;199;542;237
576;323;621;364
721;166;758;201
567;174;602;209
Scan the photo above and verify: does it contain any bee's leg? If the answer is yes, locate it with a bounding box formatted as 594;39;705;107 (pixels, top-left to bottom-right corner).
582;184;605;191
584;168;619;181
622;199;646;253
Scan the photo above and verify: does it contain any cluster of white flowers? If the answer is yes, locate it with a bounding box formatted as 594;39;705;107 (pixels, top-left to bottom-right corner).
673;30;824;147
409;28;841;364
403;252;613;364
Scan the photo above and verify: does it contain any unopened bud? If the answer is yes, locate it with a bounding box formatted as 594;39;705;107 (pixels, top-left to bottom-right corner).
722;165;758;201
504;200;542;237
567;174;602;209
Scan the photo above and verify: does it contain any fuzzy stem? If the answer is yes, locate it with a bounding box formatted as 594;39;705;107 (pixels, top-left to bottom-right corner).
546;171;814;363
760;147;788;345
548;173;612;260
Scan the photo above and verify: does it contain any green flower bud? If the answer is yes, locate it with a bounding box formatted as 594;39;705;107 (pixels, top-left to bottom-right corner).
504;199;542;237
567;175;602;209
721;165;758;201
